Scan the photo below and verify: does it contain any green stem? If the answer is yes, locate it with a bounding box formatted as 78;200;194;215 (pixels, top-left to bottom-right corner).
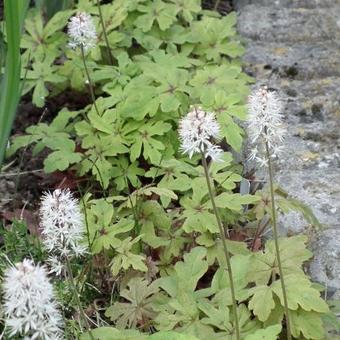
124;175;142;252
80;45;101;117
251;218;270;251
201;153;240;340
214;0;221;11
65;258;95;340
79;188;91;249
265;142;292;340
86;156;107;197
96;0;114;65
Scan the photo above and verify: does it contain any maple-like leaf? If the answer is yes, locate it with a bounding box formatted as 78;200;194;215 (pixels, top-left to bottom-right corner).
105;277;159;329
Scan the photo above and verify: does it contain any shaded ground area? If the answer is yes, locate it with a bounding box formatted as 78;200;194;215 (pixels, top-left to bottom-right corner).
236;0;340;295
203;0;233;13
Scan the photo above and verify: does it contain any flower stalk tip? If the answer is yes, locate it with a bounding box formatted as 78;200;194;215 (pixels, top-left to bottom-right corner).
68;12;97;52
247;86;286;166
179;106;223;162
40;188;87;275
2;259;63;339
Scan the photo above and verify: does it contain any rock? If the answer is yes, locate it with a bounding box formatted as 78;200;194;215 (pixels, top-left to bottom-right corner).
243;42;340;80
237;6;340;42
309;228;340;291
234;0;340;10
278;211;309;235
281;78;340;123
276;169;340;227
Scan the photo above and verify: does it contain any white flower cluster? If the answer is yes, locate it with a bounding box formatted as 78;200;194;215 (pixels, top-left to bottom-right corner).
68;12;97;52
40;189;87;275
2;259;63;339
247;87;286;167
179;106;223;161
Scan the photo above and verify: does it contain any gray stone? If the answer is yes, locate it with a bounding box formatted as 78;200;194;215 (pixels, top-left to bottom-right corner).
237;6;340;42
278;211;309;235
243;42;340;80
309;228;340;291
280;78;340;123
234;0;340;10
275;169;340;230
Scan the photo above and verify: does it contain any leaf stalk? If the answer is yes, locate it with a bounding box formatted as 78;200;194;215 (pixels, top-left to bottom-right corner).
80;45;101;117
96;0;114;65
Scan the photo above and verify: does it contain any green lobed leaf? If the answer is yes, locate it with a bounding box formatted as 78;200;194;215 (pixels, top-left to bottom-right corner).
106;277;159;329
81;327;143;340
44;149;82;173
214;193;260;211
244;324;282;340
247;285;276;322
290;309;325;340
271;274;329;313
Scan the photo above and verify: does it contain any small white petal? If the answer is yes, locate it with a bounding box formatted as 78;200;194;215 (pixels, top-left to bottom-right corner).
68;12;97;52
246;87;286;166
2;260;63;339
206;143;223;162
178;106;222;162
39;189;87;271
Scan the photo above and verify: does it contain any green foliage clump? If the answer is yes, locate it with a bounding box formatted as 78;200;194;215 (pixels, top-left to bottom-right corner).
3;0;336;339
92;239;329;339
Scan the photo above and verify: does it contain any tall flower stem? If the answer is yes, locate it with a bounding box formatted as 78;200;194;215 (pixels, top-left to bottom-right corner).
96;0;114;65
265;142;292;340
201;153;240;340
80;45;100;116
65;258;95;340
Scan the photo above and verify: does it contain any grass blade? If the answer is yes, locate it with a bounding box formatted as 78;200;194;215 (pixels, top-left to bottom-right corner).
0;0;29;169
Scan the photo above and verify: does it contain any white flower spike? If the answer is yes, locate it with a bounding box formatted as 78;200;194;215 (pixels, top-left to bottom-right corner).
68;12;97;52
40;189;87;275
247;86;286;166
2;259;63;339
179;106;223;161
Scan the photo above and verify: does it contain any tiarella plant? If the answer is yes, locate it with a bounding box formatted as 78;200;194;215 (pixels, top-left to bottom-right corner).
40;189;88;275
39;189;94;337
2;0;336;339
246;86;292;339
179;106;241;339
